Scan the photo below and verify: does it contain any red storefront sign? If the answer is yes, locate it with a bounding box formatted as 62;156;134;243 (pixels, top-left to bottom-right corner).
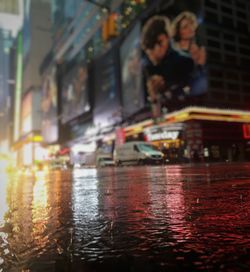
243;124;250;139
115;127;126;147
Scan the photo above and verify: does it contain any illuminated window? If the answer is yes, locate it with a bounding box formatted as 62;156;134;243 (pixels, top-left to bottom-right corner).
0;0;19;14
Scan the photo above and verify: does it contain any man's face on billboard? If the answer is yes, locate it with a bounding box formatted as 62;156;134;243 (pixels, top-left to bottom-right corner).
145;34;169;65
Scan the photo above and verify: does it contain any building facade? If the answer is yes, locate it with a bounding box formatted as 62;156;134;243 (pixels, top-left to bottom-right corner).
12;0;52;166
0;0;23;155
38;0;250;165
204;0;250;109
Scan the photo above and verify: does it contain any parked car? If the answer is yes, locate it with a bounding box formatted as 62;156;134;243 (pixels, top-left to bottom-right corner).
114;141;164;165
96;157;115;167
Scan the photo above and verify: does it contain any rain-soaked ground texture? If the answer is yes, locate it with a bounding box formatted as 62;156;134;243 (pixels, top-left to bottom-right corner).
1;163;250;271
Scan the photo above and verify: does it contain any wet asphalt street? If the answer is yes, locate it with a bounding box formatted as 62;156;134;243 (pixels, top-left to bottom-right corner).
0;163;250;271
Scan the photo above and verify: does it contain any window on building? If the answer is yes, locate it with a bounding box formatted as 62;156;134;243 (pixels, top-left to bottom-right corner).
207;28;220;38
205;11;218;22
227;83;239;91
243;94;250;105
225;71;239;81
205;1;218;9
221;0;232;4
222;16;234;27
242;85;250;93
208;50;222;61
237;11;247;19
223;33;235;41
227;93;240;102
241;73;250;82
224;44;237;52
0;0;19;14
240;58;250;67
221;6;233;15
211;91;225;100
209;68;224;78
207;39;221;48
224;54;237;64
237;21;248;32
236;1;246;10
239;37;250;47
239;47;250;56
210;80;224;89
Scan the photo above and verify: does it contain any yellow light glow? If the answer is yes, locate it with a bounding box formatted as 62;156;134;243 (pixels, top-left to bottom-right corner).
33;173;48;209
168;112;189;122
32;174;49;247
113;106;250;139
189;114;250;123
164;106;250;123
33;135;43;142
126;126;143;136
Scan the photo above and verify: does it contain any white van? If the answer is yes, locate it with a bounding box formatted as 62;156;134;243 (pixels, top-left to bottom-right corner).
114;141;164;165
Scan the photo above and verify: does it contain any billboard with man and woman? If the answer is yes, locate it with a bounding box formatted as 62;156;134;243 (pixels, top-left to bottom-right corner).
140;0;207;118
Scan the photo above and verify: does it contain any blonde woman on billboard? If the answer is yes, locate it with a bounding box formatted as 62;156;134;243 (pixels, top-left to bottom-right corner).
141;15;194;118
172;11;206;66
172;11;207;96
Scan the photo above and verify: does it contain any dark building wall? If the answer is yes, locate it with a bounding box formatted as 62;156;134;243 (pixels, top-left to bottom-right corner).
203;0;250;110
23;0;52;93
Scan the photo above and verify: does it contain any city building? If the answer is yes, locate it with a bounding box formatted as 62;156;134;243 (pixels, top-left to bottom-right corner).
0;0;23;37
41;0;154;164
120;0;250;163
203;0;250;109
0;0;23;155
0;29;12;153
12;0;52;166
38;0;250;165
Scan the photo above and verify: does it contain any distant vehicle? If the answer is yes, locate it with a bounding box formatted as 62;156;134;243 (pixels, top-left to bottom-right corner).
96;157;115;167
75;150;114;168
114;141;164;165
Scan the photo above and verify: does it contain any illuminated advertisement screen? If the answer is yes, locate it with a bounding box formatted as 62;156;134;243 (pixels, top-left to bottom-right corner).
93;48;121;128
141;0;207;117
0;0;19;14
41;67;58;143
120;23;144;117
62;63;90;124
14;32;23;141
21;92;32;135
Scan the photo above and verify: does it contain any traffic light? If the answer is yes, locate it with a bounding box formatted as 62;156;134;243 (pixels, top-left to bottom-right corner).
102;20;109;42
102;12;119;42
108;12;119;37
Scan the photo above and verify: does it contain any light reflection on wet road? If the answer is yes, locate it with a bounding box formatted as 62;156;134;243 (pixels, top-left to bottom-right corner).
1;163;250;271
